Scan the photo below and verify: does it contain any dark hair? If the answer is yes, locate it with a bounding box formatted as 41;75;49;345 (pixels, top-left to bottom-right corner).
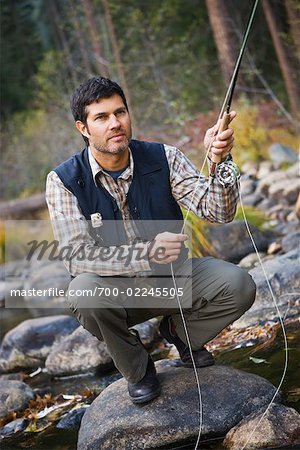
70;77;128;145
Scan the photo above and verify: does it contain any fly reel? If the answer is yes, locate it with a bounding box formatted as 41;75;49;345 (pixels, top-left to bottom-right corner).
216;160;240;187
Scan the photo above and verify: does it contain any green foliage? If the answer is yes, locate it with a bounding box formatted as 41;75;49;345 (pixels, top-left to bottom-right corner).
232;98;268;164
235;205;268;228
1;50;82;199
1;0;299;201
108;0;221;126
181;204;269;260
33;50;69;109
0;0;44;118
232;98;299;164
1;221;54;264
181;209;213;258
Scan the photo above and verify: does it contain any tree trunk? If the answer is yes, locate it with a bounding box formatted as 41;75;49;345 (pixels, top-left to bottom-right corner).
49;0;78;88
101;0;138;132
142;28;175;119
80;0;109;77
284;0;300;62
262;0;300;117
68;0;94;77
205;0;237;85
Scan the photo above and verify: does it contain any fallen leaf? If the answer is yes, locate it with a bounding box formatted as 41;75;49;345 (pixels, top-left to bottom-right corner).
249;356;270;364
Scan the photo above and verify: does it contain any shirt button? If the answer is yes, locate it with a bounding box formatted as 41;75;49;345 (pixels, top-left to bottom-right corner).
115;189;119;193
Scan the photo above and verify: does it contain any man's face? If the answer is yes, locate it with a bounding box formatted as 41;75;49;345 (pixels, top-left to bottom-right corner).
77;94;132;154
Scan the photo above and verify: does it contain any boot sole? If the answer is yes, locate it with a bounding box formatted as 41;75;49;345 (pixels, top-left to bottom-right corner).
183;358;215;368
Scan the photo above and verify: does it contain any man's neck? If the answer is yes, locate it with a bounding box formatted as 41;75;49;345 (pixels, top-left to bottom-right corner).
90;147;129;171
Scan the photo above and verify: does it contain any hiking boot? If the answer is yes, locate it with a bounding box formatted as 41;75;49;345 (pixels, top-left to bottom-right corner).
127;356;161;404
159;315;214;368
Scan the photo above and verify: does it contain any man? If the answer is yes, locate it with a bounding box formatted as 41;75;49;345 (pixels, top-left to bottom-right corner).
46;76;256;404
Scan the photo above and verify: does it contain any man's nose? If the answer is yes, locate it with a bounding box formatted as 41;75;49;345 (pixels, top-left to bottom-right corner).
108;114;121;129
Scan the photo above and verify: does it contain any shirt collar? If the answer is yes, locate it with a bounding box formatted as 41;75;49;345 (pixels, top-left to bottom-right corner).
88;146;133;185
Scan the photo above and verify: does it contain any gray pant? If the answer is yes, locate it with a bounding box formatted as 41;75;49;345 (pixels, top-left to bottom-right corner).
67;257;256;383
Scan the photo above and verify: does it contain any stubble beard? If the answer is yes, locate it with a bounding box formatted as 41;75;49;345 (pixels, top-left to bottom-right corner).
93;138;130;155
93;127;132;155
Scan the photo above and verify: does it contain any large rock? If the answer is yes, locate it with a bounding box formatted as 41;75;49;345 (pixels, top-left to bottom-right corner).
78;361;280;450
0;280;23;306
0;380;34;418
0;315;79;372
224;403;300;449
241;161;258;178
250;249;299;305
0;418;28;436
0;260;30;281
268;177;300;205
56;406;88;430
296;192;300;218
257;162;299;203
239;177;257;196
286;161;299;177
23;260;70;304
268;143;298;164
257;161;274;179
45;326;112;376
275;219;299;237
0;260;30;307
281;231;300;253
208;221;275;263
238;252;266;270
255;197;276;212
233;249;300;327
258;169;288;196
240;192;263;207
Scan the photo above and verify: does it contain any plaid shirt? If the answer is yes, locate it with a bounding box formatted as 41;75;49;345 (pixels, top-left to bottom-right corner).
46;145;238;277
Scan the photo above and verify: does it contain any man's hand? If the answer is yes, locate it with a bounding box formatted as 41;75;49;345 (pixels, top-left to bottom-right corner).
204;111;236;161
148;232;187;264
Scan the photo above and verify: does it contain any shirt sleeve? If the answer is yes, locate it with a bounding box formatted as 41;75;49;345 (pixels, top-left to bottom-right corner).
45;171;152;277
164;145;238;223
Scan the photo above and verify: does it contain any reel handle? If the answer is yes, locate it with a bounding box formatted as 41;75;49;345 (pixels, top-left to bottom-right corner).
211;112;231;164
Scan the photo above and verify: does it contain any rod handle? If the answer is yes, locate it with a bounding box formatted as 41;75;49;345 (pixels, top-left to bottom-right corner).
211;112;231;164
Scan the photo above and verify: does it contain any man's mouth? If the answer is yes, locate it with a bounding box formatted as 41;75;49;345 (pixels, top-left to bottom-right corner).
109;133;126;141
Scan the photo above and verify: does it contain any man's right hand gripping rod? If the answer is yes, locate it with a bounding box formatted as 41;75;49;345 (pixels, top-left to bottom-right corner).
209;111;231;179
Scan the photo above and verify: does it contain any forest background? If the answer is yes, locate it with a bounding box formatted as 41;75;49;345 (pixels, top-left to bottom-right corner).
0;0;299;202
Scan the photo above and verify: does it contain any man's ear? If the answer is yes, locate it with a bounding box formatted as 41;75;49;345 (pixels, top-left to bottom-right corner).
76;120;90;139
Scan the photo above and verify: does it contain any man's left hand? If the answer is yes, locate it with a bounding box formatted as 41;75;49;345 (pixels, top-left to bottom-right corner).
204;111;236;161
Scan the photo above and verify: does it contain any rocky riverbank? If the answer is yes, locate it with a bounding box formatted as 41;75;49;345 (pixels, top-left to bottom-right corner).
0;151;299;449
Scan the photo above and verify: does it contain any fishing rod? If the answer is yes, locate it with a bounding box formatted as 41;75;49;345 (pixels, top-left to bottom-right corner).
209;0;260;188
170;2;267;449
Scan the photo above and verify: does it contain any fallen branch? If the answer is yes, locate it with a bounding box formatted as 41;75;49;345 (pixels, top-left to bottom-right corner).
0;193;46;219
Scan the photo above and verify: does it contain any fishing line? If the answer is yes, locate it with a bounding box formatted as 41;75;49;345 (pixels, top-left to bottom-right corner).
169;116;226;450
166;2;289;448
168;66;243;450
170;264;203;450
169;101;228;450
170;176;290;450
238;186;289;450
168;41;241;450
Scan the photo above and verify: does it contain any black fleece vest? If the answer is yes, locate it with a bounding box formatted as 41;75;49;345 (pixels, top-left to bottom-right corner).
54;139;188;272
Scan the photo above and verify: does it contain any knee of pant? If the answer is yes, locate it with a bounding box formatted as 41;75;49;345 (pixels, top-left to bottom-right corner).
71;306;104;341
67;273;91;308
228;267;256;312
